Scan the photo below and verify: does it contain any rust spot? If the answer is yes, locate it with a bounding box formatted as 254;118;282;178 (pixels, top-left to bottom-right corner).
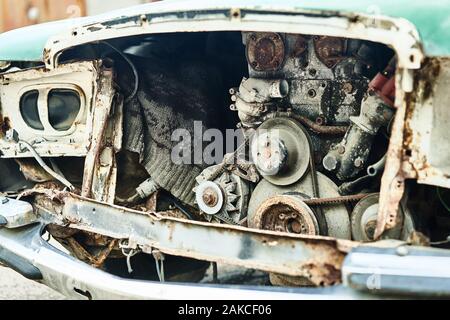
87;26;103;32
246;32;285;71
145;191;159;212
16;158;54;182
47;224;79;239
291;35;308;57
418;58;441;101
403;91;416;150
313;36;346;69
269;241;345;287
43;48;52;67
0;116;11;134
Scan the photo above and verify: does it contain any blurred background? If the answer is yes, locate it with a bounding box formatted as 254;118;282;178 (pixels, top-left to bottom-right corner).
0;0;161;32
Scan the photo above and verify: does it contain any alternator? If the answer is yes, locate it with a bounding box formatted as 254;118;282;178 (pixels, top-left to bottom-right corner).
194;165;250;225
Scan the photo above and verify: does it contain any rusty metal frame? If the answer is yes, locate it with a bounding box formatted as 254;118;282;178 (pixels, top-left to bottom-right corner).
376;59;450;237
0;222;375;299
1;217;449;299
402;58;450;188
81;67;122;203
33;191;355;280
375;71;409;238
44;8;422;71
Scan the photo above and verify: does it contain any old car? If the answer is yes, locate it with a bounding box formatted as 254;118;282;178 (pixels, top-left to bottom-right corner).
0;0;449;299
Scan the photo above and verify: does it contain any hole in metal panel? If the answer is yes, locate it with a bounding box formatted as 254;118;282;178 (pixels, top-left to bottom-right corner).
48;89;81;131
20;90;44;130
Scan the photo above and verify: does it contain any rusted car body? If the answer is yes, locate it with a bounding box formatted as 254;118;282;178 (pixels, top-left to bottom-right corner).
0;0;450;299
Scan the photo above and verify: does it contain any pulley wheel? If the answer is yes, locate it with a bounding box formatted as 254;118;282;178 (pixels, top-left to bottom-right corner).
251;117;311;186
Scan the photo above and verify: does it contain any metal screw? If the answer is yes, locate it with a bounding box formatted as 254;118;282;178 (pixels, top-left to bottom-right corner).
354;158;363;168
323;154;338;171
315;116;325;125
337;145;346;154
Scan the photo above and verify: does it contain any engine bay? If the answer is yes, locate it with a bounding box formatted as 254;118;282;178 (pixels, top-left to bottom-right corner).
1;30;449;288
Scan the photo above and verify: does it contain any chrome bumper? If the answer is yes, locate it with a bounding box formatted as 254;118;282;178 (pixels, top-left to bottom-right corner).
1;224;450;299
0;224;368;300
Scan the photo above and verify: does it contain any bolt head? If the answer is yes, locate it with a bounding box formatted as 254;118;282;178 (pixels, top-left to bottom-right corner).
202;188;219;207
354;158;364;168
308;69;317;77
288;219;303;234
252;133;288;176
323;154;338;171
315;116;325;125
364;220;377;240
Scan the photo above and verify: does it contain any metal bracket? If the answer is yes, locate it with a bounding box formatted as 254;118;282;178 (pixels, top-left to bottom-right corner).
0;197;37;228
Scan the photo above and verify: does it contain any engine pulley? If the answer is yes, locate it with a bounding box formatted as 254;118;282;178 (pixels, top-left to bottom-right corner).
251;117;311;186
351;194;414;242
248;171;350;239
251;194;320;235
195;181;224;215
247;171;350;287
